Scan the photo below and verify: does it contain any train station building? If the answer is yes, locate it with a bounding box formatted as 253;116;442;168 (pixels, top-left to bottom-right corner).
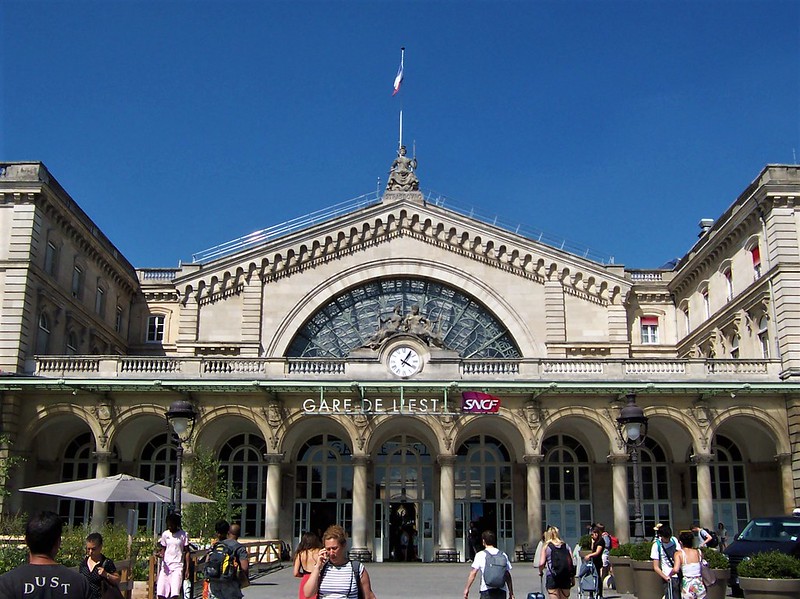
1;157;799;561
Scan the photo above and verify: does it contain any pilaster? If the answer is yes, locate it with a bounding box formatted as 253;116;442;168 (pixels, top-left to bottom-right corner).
544;280;566;355
177;293;199;347
240;275;263;356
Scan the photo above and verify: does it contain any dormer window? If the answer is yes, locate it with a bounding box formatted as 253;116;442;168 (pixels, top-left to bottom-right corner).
640;316;659;344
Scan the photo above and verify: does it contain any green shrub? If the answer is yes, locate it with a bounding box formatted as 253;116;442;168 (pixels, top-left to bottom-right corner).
578;534;592;550
610;542;634;557
737;551;800;579
629;541;653;561
0;543;27;575
701;548;729;569
58;524;155;580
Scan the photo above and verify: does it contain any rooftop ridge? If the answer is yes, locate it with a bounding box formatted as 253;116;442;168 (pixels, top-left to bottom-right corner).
190;189;614;265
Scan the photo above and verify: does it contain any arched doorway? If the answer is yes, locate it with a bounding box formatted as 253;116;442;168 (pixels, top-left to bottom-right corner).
373;434;434;562
541;433;592;548
691;434;749;536
628;437;671;537
294;434;353;543
455;435;514;559
137;433;176;531
219;433;267;537
58;432;97;525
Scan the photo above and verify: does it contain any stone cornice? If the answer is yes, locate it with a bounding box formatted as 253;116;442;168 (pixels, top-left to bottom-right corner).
165;199;630;307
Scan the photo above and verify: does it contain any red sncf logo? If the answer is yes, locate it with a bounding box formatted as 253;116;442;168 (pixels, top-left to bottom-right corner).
461;391;501;413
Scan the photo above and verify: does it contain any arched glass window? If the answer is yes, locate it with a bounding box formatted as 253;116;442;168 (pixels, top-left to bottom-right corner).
219;433;267;537
294;434;354;539
58;432;96;526
540;434;591;545
375;435;433;501
287;278;521;359
758;317;770;359
36;312;50;355
455;435;514;549
138;433;176;530
627;437;671;537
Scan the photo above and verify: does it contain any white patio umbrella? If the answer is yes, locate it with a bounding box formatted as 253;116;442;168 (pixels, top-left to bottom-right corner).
20;473;214;504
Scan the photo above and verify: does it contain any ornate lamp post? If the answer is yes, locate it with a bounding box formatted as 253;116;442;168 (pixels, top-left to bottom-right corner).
616;393;649;542
166;399;197;514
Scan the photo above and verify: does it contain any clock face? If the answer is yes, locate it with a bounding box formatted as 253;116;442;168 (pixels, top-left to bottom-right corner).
388;346;421;378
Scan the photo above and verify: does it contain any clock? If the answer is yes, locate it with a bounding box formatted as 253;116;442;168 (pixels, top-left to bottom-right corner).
388;346;422;377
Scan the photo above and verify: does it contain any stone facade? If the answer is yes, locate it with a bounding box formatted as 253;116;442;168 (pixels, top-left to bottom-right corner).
1;161;799;562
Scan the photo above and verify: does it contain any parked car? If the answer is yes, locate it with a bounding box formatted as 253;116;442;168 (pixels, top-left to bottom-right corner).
724;516;800;596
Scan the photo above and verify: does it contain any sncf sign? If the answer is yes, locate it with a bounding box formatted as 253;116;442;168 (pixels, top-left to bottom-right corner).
461;391;501;413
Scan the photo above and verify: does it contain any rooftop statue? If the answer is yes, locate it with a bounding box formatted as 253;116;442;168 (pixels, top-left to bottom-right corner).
386;145;419;191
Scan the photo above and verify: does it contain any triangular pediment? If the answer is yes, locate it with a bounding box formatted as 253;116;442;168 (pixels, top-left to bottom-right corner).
169;191;630;307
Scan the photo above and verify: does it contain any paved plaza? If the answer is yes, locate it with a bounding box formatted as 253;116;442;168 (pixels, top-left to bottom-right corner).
242;562;633;599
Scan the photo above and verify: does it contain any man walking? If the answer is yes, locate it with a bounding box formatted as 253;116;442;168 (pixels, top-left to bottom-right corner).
0;511;91;598
206;520;249;599
651;523;681;599
463;530;515;599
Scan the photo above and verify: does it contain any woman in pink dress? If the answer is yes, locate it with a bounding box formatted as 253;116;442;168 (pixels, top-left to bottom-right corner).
156;513;189;599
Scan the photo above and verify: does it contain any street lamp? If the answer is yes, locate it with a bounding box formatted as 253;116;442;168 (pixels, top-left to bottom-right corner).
616;393;648;542
166;399;197;514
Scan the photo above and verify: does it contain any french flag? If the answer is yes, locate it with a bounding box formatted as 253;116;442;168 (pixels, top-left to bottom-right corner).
392;57;404;96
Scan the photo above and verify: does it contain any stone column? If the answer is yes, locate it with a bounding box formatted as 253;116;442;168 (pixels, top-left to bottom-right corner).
776;453;796;514
350;456;371;560
264;454;283;540
609;453;631;544
437;455;457;559
524;454;543;547
692;453;714;527
91;451;114;530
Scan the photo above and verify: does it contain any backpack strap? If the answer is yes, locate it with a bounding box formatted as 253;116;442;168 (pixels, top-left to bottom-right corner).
350;560;363;599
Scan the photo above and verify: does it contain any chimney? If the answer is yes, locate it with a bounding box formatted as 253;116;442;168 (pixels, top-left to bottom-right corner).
698;218;714;237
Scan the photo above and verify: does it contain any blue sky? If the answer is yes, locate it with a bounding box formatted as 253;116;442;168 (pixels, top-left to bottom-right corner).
2;0;798;269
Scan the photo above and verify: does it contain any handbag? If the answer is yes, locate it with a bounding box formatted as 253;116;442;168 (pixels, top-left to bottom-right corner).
700;559;716;587
101;582;125;599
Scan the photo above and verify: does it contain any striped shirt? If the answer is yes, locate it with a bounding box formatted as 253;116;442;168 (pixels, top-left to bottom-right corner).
318;561;363;599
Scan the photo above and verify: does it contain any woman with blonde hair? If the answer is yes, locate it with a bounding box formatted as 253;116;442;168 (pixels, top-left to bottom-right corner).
538;526;574;599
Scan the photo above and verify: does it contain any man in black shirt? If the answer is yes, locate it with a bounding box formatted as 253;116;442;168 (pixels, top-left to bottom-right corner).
0;511;91;598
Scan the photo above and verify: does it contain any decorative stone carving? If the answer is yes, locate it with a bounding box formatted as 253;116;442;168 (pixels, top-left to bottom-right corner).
363;304;444;349
386;146;419;191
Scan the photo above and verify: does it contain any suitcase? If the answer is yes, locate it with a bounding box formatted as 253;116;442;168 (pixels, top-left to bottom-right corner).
527;574;546;599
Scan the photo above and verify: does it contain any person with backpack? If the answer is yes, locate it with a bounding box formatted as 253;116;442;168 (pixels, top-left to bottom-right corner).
537;525;573;599
651;523;681;599
691;525;717;549
463;530;515;599
205;520;249;599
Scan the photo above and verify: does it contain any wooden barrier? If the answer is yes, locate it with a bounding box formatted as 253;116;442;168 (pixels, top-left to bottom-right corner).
146;540;287;599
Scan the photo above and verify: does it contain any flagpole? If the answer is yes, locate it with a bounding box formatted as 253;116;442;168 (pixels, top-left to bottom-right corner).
397;47;404;150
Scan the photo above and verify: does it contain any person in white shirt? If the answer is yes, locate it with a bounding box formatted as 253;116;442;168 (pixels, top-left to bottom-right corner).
464;530;515;599
651;524;681;599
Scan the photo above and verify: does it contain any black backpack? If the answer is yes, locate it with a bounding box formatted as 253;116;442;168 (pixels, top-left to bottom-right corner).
548;543;574;588
483;550;508;589
205;541;238;580
703;528;720;548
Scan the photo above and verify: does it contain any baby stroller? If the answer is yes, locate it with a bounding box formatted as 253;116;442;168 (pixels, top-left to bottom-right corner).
578;560;599;599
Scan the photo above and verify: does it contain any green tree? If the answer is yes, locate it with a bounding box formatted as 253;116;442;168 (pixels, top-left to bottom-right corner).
0;434;25;509
181;445;241;542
